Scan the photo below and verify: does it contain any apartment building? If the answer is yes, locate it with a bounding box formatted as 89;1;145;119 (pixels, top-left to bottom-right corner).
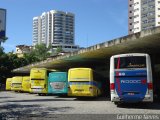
32;10;79;52
128;0;160;34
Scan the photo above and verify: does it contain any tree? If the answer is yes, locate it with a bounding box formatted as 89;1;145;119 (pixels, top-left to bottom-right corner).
24;50;39;64
34;43;51;61
23;43;51;64
0;52;31;84
56;46;63;53
0;38;29;84
0;53;17;83
0;42;52;84
0;47;4;56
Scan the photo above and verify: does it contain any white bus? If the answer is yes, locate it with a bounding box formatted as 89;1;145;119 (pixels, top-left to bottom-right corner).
110;53;153;103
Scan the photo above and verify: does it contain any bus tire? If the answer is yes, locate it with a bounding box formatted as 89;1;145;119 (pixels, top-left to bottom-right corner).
41;93;46;96
114;102;121;105
114;102;118;105
97;90;98;97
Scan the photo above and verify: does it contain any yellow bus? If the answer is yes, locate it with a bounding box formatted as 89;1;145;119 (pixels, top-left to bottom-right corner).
6;78;12;91
30;68;54;95
11;76;23;92
68;68;102;97
22;76;30;92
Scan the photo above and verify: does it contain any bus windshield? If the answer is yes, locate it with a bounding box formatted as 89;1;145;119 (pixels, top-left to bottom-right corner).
114;56;146;69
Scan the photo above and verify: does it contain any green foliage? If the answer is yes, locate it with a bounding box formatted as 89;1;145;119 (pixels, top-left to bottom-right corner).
0;47;4;56
23;43;51;64
0;52;29;84
24;51;39;63
0;38;30;84
33;43;51;61
0;42;52;84
56;46;63;53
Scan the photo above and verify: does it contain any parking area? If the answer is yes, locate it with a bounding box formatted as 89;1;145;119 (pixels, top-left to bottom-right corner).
0;91;160;120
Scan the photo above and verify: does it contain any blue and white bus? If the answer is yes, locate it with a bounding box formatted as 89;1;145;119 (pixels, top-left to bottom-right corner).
110;53;153;103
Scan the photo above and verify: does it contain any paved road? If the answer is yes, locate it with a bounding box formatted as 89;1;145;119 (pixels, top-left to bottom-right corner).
0;91;160;120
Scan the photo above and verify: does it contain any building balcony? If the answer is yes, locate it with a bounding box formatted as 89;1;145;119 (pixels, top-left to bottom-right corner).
141;9;149;14
142;23;148;28
148;1;155;5
141;16;148;21
147;14;155;19
141;2;148;7
147;21;155;26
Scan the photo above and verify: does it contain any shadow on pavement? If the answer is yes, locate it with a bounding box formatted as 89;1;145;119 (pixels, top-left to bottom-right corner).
3;98;74;103
117;102;160;110
3;97;110;103
0;104;73;119
0;97;13;99
74;97;110;101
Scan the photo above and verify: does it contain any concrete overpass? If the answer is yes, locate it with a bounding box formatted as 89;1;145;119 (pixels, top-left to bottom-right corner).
13;27;160;74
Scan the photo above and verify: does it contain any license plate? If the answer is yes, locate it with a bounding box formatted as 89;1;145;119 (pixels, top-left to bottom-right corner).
128;93;134;95
50;82;65;90
33;89;42;92
75;89;84;91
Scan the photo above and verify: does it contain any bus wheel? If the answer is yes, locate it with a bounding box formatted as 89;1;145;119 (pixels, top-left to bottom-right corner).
40;93;46;96
38;93;42;96
97;90;98;97
114;102;120;105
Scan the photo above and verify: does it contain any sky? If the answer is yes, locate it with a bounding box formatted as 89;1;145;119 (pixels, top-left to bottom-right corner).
1;0;128;53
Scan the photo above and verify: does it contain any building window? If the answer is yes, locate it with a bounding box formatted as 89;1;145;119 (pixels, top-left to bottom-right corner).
133;8;139;12
133;15;139;18
142;14;147;18
132;21;139;25
143;20;148;24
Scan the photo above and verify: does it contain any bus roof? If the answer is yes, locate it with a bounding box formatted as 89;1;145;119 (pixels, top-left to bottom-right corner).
111;53;148;58
69;68;92;71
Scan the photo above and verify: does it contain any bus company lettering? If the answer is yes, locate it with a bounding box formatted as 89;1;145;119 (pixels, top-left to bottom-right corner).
121;80;141;84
